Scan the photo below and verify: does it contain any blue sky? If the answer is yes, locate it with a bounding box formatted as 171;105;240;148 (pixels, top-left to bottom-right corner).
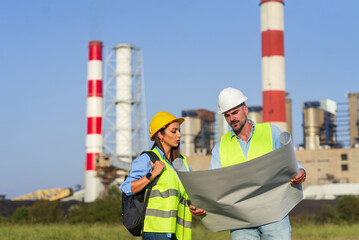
1;0;358;198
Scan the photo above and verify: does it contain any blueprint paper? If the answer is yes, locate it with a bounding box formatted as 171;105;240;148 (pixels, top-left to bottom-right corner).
177;132;303;232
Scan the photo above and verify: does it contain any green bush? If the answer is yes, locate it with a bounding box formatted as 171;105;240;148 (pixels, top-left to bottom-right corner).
314;204;339;224
28;200;64;223
68;203;89;223
108;184;122;199
89;196;122;223
11;206;30;223
69;195;122;223
336;195;359;222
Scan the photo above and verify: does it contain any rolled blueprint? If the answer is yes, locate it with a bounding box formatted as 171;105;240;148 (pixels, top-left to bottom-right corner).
176;132;303;232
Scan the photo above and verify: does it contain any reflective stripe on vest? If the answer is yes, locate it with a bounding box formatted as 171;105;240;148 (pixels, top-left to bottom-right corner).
176;191;192;240
219;123;273;168
143;148;192;240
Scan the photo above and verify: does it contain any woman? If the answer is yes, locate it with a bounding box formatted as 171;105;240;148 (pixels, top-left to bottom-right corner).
120;111;193;240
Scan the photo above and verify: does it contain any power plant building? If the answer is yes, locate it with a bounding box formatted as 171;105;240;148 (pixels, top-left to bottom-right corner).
348;93;359;148
247;106;263;124
301;99;337;150
295;93;359;198
181;109;215;156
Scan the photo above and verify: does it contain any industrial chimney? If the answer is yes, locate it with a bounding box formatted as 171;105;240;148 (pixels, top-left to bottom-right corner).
260;0;287;132
115;44;133;163
85;41;104;202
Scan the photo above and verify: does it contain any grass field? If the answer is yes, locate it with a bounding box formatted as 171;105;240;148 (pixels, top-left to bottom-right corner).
1;223;359;240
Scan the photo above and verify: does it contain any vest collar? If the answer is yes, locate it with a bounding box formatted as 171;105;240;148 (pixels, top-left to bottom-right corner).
154;146;167;160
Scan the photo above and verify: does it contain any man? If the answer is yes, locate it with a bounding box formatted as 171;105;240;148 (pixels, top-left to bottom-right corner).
209;87;306;240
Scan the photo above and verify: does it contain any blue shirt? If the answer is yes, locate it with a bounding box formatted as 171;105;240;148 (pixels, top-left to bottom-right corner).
120;146;192;196
209;120;305;170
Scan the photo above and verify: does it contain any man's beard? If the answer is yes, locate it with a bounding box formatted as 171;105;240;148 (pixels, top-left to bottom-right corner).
231;117;247;135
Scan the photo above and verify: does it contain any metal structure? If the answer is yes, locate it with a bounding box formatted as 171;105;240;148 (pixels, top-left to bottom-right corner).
336;93;359;148
85;41;104;202
12;188;73;201
103;44;148;170
95;154;120;196
260;0;287;132
336;101;350;148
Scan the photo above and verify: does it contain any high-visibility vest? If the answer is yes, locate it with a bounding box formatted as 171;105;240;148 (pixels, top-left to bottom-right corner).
219;123;273;168
143;148;192;240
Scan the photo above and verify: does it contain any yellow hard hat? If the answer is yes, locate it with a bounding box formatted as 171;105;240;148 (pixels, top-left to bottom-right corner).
149;111;184;141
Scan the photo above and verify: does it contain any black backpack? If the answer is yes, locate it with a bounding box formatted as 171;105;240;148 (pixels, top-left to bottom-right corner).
122;151;160;237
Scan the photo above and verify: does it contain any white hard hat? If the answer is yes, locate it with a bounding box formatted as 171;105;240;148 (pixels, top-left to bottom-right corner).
218;87;248;113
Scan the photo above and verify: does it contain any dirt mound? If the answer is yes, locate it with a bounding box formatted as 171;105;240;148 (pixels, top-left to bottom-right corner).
289;199;338;216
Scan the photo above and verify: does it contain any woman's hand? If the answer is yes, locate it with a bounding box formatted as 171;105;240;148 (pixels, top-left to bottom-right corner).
150;161;166;178
131;161;165;194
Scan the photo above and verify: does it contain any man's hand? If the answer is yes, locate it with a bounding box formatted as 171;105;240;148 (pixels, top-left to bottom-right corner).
189;205;206;216
291;168;306;184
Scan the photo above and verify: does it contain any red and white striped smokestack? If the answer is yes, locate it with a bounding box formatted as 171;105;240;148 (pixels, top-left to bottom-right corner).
260;0;287;132
85;41;104;202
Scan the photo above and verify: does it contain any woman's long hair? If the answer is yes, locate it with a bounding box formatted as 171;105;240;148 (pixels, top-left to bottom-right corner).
151;126;181;163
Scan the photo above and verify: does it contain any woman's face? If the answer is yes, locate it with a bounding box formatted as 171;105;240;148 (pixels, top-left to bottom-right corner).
160;121;182;148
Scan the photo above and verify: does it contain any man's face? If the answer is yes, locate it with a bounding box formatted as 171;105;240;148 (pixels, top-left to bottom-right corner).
223;105;248;133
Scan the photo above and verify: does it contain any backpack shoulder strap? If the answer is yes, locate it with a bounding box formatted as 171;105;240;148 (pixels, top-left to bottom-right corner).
141;150;160;186
141;150;160;164
140;150;160;238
